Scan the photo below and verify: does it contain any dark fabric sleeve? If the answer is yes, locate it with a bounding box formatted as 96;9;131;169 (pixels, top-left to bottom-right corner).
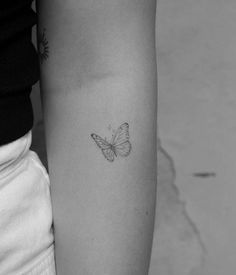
0;0;39;146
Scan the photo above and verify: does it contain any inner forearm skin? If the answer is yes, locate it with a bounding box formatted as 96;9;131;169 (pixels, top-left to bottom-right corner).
36;0;157;274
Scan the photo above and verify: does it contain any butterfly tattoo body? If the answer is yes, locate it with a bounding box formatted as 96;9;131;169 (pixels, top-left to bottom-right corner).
91;123;132;162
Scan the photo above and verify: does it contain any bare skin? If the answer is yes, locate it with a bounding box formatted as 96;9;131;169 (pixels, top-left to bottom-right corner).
36;1;157;274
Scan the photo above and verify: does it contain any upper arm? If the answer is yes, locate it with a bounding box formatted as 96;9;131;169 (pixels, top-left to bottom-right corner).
36;0;157;88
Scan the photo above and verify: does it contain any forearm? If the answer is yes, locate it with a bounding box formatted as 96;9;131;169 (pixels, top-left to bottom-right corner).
36;1;157;274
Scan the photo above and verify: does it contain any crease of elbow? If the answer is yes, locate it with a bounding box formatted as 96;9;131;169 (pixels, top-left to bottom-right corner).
78;70;128;90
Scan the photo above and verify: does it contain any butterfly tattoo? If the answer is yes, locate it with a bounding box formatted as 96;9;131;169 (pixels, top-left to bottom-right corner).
91;123;132;162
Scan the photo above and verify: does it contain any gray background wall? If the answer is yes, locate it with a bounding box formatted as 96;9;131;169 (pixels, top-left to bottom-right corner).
156;0;236;274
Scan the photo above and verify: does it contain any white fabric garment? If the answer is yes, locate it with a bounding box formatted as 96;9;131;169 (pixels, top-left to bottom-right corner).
0;131;56;274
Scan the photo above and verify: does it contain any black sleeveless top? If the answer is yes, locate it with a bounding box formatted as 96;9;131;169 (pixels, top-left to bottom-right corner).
0;0;39;146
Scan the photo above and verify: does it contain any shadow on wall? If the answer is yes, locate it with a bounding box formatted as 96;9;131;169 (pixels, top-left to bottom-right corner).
149;139;205;275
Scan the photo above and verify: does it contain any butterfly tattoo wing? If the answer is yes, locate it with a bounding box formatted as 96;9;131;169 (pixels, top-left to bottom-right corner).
101;148;115;162
111;123;129;144
91;133;115;162
112;123;131;157
114;141;131;157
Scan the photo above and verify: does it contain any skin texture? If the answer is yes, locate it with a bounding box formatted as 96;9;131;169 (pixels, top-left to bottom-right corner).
36;0;157;274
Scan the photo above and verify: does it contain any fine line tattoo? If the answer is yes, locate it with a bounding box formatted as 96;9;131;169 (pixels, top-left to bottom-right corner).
38;28;49;63
91;123;132;162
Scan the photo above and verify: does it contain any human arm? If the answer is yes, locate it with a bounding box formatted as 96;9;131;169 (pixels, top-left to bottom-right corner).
36;0;157;274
